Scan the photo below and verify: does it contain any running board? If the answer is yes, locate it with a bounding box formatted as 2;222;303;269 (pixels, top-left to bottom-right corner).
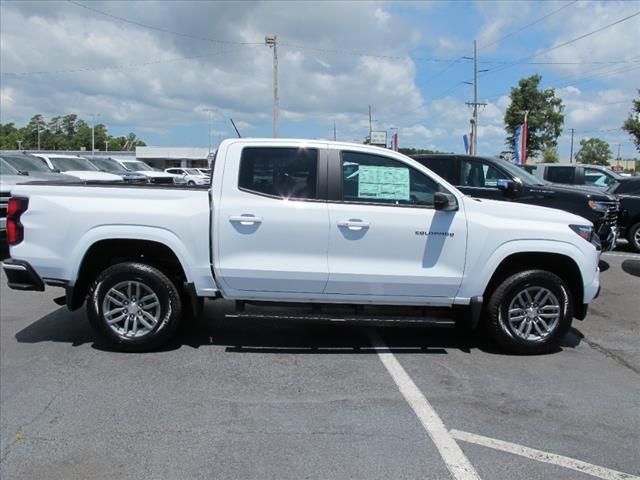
225;312;456;327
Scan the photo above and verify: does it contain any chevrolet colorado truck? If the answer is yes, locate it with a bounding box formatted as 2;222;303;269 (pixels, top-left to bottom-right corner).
3;139;600;354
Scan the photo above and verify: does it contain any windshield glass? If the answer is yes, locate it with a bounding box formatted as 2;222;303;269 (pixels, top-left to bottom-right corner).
497;160;546;185
1;157;20;175
1;154;52;173
50;156;99;172
123;161;154;171
90;158;128;173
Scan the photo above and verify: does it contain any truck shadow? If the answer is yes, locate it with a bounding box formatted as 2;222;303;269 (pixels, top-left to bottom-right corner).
14;301;585;356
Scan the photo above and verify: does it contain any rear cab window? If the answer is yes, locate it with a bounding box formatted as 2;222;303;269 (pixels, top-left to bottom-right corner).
545;166;576;184
238;147;319;200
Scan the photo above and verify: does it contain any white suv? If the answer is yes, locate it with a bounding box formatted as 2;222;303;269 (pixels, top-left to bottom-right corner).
164;168;209;186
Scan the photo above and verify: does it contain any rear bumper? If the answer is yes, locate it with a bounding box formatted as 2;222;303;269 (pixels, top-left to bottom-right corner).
2;259;45;291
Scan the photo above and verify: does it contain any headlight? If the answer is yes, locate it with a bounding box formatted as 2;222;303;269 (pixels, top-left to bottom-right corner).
588;200;609;212
569;224;594;243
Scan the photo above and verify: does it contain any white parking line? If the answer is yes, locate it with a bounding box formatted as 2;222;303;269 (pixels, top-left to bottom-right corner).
451;429;640;480
368;330;481;480
602;252;640;259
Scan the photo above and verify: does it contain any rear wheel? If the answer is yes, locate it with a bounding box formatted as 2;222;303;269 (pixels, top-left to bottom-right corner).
87;262;182;352
484;270;573;354
628;222;640;253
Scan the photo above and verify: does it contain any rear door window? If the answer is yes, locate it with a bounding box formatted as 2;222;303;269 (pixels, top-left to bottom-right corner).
238;147;318;200
545;166;575;184
415;157;457;182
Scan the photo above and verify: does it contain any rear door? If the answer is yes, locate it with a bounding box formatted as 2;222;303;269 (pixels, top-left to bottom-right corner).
325;149;467;300
215;143;330;294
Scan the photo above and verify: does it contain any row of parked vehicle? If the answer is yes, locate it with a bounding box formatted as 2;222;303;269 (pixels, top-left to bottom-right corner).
410;155;640;253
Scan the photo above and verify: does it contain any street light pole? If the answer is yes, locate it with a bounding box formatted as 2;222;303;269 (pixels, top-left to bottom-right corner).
90;113;100;155
265;35;279;138
105;140;109;152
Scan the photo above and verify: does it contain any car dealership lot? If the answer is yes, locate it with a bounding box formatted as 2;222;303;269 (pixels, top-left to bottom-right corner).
1;251;639;480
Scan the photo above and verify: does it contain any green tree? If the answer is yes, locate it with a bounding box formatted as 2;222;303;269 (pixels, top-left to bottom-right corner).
0;122;20;149
575;138;612;166
504;74;564;158
542;147;560;163
622;90;640;153
25;114;47;149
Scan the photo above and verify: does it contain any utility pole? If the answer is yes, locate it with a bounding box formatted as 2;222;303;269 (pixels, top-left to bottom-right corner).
204;108;214;153
90;113;100;155
569;128;575;163
104;140;109;152
265;35;279;137
616;144;621;170
37;122;41;150
368;105;372;143
464;40;487;156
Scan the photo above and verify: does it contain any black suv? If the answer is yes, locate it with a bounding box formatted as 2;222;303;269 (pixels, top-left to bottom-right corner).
608;177;640;252
411;154;620;251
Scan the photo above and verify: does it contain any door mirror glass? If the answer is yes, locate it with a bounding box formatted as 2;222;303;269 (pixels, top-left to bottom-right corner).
433;192;458;211
496;178;516;192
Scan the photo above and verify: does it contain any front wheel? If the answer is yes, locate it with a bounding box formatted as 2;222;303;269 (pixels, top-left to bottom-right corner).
628;222;640;253
87;262;182;352
484;270;573;354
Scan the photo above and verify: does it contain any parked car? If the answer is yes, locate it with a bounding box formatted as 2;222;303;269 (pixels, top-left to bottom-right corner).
4;139;600;354
87;156;148;183
1;156;77;250
32;153;123;182
527;163;623;189
608;177;640;252
113;158;184;184
164;167;209;186
410;154;620;251
1;153;80;180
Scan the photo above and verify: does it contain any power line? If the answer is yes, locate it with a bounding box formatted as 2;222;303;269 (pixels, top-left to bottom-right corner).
67;0;263;46
481;10;640;78
480;1;578;49
279;43;453;63
1;46;260;76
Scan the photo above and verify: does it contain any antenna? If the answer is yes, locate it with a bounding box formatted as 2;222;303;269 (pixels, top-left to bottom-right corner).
230;118;242;138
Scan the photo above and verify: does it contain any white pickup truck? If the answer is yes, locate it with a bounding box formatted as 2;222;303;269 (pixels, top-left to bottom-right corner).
3;139;600;354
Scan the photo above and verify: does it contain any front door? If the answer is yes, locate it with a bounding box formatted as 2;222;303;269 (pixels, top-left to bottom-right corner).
325;150;467;301
215;144;329;294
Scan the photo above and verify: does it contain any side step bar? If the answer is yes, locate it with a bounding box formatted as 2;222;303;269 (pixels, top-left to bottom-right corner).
225;312;456;327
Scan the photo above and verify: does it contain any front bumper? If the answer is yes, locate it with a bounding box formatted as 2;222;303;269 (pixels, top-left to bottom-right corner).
2;259;45;291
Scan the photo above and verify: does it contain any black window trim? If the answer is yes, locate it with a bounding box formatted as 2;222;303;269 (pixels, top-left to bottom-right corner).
236;146;328;203
331;149;447;210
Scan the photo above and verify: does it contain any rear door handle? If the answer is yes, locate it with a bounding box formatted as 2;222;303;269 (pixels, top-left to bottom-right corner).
337;219;370;230
229;215;263;225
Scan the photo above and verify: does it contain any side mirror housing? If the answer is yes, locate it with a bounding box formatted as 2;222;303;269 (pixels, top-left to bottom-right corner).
433;192;458;211
497;178;516;194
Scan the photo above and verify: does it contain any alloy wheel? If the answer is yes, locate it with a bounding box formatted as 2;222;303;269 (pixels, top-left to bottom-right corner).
102;280;161;338
507;286;561;341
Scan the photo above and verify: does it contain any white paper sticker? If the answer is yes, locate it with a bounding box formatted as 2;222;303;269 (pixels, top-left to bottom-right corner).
358;165;410;200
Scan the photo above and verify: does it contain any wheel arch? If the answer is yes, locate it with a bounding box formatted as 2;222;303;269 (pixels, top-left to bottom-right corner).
68;237;189;311
482;252;585;319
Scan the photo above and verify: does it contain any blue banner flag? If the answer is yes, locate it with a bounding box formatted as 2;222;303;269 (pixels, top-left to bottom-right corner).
463;134;469;154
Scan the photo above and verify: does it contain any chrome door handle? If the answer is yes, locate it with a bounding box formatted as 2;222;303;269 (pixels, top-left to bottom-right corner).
229;215;263;225
337;219;370;230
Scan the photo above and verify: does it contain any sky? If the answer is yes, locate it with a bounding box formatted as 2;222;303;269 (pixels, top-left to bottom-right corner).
1;0;639;158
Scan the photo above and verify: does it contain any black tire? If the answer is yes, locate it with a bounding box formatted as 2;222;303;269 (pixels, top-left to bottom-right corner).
187;181;195;186
484;270;573;354
628;222;640;253
87;262;182;352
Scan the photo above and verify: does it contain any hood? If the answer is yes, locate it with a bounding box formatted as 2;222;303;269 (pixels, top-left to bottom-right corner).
62;171;123;181
464;197;590;225
534;182;616;200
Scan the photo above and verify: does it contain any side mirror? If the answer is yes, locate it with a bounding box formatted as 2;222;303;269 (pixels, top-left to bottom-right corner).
53;168;61;173
433;192;458;211
497;178;516;193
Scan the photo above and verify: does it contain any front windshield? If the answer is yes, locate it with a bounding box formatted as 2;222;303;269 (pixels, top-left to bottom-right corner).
1;157;20;175
50;156;99;172
90;158;128;173
1;154;52;173
123;161;154;171
498;159;546;186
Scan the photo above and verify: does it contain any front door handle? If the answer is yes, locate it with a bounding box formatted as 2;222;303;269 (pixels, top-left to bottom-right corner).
229;215;263;226
337;219;370;231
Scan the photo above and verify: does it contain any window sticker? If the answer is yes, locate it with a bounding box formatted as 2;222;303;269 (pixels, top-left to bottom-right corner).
357;165;410;200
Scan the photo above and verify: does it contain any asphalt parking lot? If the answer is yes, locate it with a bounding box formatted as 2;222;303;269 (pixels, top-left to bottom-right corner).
1;249;639;480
